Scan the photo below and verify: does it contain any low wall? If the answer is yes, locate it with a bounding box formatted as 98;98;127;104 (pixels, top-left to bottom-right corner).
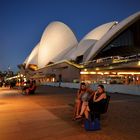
42;82;140;96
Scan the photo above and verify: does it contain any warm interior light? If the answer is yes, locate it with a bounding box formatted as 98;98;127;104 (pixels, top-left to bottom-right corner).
97;72;103;75
80;71;89;74
109;66;113;69
118;72;140;75
52;78;55;82
95;68;99;70
81;71;109;75
80;71;96;74
89;72;96;74
111;72;117;74
104;72;109;74
28;64;38;70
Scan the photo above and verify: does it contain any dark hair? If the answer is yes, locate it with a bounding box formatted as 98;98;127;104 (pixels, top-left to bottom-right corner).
98;84;105;92
79;82;86;92
80;82;86;86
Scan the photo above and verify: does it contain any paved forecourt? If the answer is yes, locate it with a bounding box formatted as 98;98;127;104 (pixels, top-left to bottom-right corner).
0;86;140;140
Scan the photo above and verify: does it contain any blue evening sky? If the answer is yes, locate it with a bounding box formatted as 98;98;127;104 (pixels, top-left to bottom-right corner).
0;0;140;72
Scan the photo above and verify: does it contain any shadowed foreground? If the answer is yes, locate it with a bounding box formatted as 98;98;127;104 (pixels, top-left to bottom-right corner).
0;86;140;140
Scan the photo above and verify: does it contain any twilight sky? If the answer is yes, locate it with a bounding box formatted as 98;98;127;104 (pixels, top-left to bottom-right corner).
0;0;140;72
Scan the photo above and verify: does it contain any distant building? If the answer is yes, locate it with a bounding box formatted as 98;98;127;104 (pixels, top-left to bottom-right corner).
19;11;140;85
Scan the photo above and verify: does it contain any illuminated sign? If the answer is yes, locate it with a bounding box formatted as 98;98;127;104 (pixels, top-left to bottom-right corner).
113;59;128;63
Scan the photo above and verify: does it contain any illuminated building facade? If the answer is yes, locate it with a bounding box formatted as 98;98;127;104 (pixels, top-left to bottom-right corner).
19;11;140;85
81;12;140;84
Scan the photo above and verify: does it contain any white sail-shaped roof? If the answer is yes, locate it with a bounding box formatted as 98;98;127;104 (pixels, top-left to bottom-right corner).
38;21;78;68
82;21;117;41
51;44;78;61
21;11;140;72
85;11;140;61
26;43;39;68
75;22;117;59
23;56;29;64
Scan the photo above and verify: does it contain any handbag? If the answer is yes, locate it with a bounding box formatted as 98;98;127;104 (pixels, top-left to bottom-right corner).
84;117;101;131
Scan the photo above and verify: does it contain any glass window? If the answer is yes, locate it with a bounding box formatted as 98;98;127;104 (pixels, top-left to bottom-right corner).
95;19;140;59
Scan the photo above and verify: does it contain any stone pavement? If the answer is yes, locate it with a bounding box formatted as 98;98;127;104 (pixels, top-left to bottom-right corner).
0;86;140;140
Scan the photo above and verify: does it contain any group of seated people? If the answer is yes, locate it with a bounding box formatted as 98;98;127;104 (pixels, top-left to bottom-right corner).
22;80;36;95
73;82;107;120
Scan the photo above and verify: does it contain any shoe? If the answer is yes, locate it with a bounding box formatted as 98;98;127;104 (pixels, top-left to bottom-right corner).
75;115;82;120
72;118;76;121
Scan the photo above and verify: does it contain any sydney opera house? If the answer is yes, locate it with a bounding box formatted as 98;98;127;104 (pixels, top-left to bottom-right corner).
19;11;140;85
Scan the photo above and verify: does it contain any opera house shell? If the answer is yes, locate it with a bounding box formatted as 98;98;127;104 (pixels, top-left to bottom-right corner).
85;11;140;61
25;43;39;69
24;21;78;69
73;21;118;62
21;11;140;83
38;21;78;68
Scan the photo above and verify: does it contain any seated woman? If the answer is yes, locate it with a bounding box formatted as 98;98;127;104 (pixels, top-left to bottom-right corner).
76;84;106;119
25;80;36;95
75;83;94;119
87;84;107;119
73;82;87;120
